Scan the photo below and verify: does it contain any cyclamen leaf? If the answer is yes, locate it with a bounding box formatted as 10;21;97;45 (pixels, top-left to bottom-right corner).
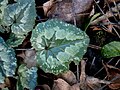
0;37;17;83
0;0;8;5
31;19;89;75
6;33;25;47
2;0;36;35
101;41;120;58
0;73;4;83
0;0;8;21
0;0;7;33
0;25;5;33
17;64;37;90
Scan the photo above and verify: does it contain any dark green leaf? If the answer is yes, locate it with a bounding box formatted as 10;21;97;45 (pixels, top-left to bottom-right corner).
6;33;25;47
0;0;8;21
101;41;120;58
31;19;90;75
0;36;17;83
2;0;36;35
17;64;37;90
0;0;8;33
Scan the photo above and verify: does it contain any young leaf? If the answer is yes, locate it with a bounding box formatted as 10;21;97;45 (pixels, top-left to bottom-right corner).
0;36;17;83
31;19;90;75
2;0;36;36
6;33;25;47
85;13;101;31
101;41;120;58
17;64;37;90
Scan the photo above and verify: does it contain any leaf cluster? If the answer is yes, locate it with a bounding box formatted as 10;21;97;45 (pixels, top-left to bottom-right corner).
0;0;119;90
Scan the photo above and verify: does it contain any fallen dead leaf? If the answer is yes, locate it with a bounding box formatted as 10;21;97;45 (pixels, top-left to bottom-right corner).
70;83;80;90
80;60;111;90
53;60;111;90
107;0;120;4
0;83;6;88
47;0;94;26
4;78;11;88
91;26;102;31
35;84;51;90
107;24;113;33
103;63;120;89
17;51;25;59
43;0;54;16
0;78;10;89
52;78;70;90
24;49;36;68
57;70;77;85
52;78;80;90
17;49;36;68
86;76;111;90
0;77;17;90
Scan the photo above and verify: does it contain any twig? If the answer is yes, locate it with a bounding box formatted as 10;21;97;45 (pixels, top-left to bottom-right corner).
104;0;118;22
36;18;48;21
15;48;34;51
80;60;87;90
36;6;43;8
90;12;118;25
115;59;120;66
98;75;120;90
94;58;113;76
94;0;120;39
113;1;120;19
90;57;96;70
88;44;101;49
76;64;80;83
100;23;115;34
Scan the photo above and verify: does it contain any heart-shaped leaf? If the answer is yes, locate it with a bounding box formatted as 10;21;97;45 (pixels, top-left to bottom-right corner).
17;64;37;90
2;0;36;35
31;19;89;75
101;41;120;58
0;0;36;46
0;37;17;83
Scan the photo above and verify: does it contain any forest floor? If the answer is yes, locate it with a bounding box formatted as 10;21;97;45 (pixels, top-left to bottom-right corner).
34;0;120;90
0;0;120;90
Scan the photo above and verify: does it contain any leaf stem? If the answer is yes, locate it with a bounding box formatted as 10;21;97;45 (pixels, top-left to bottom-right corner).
76;64;80;82
15;48;34;51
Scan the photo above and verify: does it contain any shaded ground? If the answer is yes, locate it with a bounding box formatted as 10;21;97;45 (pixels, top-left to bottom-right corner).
0;0;120;90
34;0;120;90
